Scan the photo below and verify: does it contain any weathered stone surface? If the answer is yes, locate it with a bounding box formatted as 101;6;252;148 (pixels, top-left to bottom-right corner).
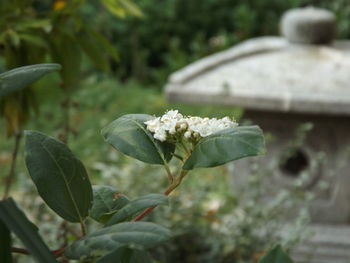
164;7;350;262
281;7;336;44
289;224;350;263
231;111;350;224
165;37;350;115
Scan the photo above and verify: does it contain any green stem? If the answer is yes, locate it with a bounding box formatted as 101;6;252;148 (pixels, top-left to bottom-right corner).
164;164;173;183
133;170;189;221
80;221;86;237
179;141;191;156
3;131;22;200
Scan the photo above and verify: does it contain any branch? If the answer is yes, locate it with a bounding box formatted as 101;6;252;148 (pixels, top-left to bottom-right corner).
133;170;189;221
11;245;67;257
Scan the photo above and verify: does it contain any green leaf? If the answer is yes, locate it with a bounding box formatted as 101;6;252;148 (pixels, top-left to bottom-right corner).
102;114;175;165
90;30;119;63
65;222;171;260
19;34;48;48
15;19;51;31
90;185;130;224
118;0;143;17
183;126;265;170
106;194;168;226
96;247;153;263
76;30;110;72
0;198;57;263
49;32;82;87
0;64;61;97
258;245;294;263
0;220;12;263
24;130;93;223
102;0;143;18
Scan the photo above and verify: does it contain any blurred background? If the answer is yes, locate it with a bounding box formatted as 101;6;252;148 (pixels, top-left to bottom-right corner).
1;0;350;262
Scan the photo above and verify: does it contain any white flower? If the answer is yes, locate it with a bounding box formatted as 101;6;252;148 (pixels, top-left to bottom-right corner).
184;131;192;138
144;117;160;132
144;110;238;143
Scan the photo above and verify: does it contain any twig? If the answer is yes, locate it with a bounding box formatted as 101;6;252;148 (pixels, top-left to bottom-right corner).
133;170;189;221
11;245;67;257
80;221;87;237
164;164;174;184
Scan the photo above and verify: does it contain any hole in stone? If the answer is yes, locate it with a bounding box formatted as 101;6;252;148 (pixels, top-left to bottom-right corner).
280;149;309;177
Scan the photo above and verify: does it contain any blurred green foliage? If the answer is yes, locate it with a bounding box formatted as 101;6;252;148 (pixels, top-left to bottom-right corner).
87;0;350;84
0;0;134;136
1;0;349;262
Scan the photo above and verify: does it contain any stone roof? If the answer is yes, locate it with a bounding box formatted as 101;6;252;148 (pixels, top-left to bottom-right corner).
165;37;350;115
165;7;350;116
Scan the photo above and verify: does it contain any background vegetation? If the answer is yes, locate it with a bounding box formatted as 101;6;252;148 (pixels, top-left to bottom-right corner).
1;0;350;262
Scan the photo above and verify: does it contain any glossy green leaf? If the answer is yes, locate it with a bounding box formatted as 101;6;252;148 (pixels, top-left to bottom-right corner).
183;126;265;170
90;185;130;224
0;198;57;263
0;220;12;263
102;114;175;165
65;222;171;260
24;131;93;222
96;247;153;263
106;194;168;226
258;245;294;263
0;64;61;97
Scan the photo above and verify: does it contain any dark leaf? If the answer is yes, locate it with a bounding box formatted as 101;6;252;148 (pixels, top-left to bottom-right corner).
0;220;12;263
0;64;61;97
102;114;175;165
106;194;168;226
24;131;93;222
65;222;171;260
96;247;153;263
0;198;57;263
90;185;130;224
183;126;265;170
258;245;294;263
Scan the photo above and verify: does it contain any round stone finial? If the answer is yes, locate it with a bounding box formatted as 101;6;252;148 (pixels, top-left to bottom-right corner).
281;7;336;44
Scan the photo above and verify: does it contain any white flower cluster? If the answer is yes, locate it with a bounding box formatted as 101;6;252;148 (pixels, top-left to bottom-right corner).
144;110;238;142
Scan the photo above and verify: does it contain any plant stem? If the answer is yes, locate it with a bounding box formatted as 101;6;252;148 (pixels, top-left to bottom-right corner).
164;164;173;184
80;221;86;237
3;131;22;199
11;246;66;257
133;170;189;221
11;247;30;255
179;141;190;156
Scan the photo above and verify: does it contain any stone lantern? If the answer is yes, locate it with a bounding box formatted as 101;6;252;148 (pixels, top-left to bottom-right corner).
165;7;350;263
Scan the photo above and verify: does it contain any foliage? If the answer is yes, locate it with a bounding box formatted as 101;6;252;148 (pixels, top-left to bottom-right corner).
0;63;61;135
0;65;272;262
258;245;294;263
87;0;350;84
0;198;57;263
0;0;139;137
24;130;93;223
